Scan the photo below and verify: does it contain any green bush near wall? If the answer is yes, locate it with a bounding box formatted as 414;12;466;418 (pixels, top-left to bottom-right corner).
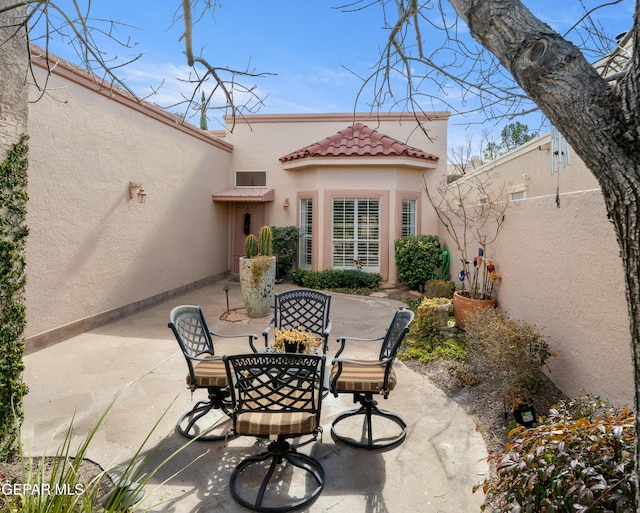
292;268;381;290
0;136;30;461
271;226;299;276
394;234;442;289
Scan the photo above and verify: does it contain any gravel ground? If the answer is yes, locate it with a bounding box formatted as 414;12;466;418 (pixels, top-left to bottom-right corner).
402;353;567;457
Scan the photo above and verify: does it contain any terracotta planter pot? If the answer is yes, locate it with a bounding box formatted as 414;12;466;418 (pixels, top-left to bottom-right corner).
452;291;496;329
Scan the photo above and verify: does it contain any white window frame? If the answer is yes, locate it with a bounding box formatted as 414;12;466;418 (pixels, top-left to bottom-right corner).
299;198;313;269
332;198;380;273
509;183;528;201
401;199;417;237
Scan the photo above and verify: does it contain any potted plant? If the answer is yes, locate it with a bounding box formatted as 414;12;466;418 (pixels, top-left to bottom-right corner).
239;226;276;318
503;387;537;427
452;250;502;328
424;172;509;328
272;327;323;354
464;308;555;427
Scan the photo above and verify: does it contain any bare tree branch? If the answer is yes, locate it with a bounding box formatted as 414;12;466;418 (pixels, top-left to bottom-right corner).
1;1;273;129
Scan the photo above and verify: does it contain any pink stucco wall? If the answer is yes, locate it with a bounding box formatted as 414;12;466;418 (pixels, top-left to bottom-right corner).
494;189;633;406
26;53;233;346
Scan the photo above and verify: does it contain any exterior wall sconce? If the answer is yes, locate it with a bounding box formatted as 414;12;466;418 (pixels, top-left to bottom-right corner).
129;182;147;203
283;198;289;209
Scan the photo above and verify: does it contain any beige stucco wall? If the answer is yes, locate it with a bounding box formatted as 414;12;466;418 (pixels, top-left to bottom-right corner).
493;190;633;406
221;113;449;225
436;137;633;406
26;54;233;346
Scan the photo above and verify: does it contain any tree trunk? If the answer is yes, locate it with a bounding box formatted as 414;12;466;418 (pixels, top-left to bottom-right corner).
448;0;640;504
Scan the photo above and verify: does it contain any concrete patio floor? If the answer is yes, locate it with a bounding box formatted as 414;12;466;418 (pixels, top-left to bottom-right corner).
22;279;488;512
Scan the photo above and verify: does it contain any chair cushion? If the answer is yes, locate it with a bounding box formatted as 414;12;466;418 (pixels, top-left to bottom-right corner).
236;411;317;436
330;361;397;393
186;357;228;388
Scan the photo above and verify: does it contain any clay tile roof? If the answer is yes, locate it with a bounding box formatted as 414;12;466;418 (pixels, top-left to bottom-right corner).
279;122;439;162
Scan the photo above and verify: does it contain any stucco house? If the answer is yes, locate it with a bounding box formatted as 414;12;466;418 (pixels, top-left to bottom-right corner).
212;116;448;281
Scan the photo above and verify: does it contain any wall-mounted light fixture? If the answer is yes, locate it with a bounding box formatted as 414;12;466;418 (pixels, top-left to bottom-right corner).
283;198;290;209
129;182;147;203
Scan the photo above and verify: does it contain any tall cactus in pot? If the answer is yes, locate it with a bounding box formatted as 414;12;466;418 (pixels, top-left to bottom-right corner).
245;234;258;258
240;226;276;317
258;226;273;257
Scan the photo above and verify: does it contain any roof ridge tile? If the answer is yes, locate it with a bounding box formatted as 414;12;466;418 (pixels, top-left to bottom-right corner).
279;123;438;162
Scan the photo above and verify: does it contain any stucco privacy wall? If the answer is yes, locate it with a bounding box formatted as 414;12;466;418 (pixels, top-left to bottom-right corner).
435;142;633;406
493;190;633;406
480;134;600;199
25;51;232;348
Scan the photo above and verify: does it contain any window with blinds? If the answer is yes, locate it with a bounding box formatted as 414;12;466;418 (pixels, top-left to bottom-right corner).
299;198;313;269
401;199;417;237
332;198;380;272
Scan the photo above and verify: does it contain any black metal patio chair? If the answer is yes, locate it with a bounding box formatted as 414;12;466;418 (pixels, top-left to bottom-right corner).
262;289;332;353
224;352;326;512
329;307;414;450
168;305;258;441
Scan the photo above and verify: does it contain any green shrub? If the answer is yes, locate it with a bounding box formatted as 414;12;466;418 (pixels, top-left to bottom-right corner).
291;268;381;290
423;279;455;299
0;136;29;461
394;235;442;289
400;332;468;363
476;395;636;513
272;226;299;275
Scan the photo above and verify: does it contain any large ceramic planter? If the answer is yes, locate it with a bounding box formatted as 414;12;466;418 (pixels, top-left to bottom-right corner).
416;298;452;332
452;291;496;329
239;256;276;318
433;301;453;331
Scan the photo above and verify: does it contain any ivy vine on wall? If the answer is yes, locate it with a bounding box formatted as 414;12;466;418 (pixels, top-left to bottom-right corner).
0;135;30;461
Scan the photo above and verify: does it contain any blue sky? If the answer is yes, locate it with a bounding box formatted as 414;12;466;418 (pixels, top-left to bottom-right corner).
31;1;634;151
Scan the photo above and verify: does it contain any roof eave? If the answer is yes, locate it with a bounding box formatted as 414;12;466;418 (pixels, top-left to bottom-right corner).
281;156;438;171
